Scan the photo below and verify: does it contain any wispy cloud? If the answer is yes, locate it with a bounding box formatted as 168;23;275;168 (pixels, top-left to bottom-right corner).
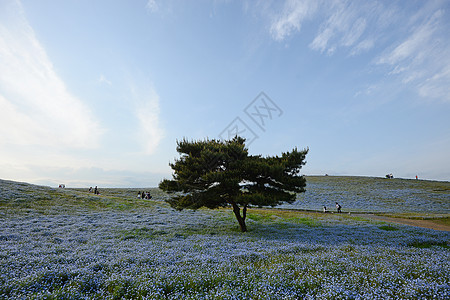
0;0;103;149
146;0;159;13
270;0;319;41
350;38;374;56
98;74;112;86
376;9;450;102
266;0;450;102
130;83;164;155
307;1;384;55
418;64;450;100
377;11;441;65
266;0;385;55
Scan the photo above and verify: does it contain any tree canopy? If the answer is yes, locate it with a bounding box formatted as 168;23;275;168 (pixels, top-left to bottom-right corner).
159;136;308;232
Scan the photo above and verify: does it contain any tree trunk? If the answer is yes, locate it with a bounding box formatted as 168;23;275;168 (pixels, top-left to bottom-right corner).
231;202;247;232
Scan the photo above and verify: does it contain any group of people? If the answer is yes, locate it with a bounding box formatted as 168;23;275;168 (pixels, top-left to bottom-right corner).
88;186;100;195
323;202;342;213
138;191;152;199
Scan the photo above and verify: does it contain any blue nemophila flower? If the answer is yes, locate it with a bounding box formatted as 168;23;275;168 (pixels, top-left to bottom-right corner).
0;196;448;298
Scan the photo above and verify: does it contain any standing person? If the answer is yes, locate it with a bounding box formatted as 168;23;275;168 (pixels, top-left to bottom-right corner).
137;191;141;199
323;205;327;213
335;202;341;213
94;186;98;195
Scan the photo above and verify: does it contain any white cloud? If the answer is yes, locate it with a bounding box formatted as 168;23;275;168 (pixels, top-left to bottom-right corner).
309;1;371;54
146;0;159;13
341;17;366;47
377;11;440;66
350;38;374;56
268;0;450;102
418;64;450;101
0;1;167;187
0;94;44;145
0;0;103;149
98;74;112;86
130;84;164;155
269;0;376;55
270;0;319;41
310;25;333;52
377;9;450;102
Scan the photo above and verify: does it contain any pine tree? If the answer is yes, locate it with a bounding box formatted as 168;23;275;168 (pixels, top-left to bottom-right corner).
159;136;308;232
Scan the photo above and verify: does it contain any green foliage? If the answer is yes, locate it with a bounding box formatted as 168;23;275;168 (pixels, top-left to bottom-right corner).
408;240;449;249
159;136;308;231
378;225;399;231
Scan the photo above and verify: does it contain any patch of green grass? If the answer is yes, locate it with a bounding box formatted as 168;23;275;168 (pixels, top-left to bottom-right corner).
246;209;322;227
377;213;450;227
286;216;321;227
408;240;449;249
379;212;449;219
428;217;450;226
247;213;275;222
378;225;399;231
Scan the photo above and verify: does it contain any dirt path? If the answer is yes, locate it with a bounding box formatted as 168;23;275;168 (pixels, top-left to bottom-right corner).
355;214;450;231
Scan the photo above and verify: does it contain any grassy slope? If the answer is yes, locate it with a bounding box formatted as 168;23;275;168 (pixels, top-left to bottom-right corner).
1;176;448;227
0;179;163;214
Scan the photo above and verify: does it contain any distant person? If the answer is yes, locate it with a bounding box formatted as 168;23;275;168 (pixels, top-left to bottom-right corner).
416;175;418;180
94;186;98;195
137;191;141;198
335;202;341;213
323;205;327;213
89;187;93;193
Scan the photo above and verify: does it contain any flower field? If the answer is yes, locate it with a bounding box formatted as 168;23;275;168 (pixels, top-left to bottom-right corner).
286;176;450;214
0;178;449;299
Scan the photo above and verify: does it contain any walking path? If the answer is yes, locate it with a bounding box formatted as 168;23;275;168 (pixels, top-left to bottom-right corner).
355;214;450;232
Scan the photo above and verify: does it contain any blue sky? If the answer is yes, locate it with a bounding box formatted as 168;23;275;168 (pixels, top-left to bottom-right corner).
1;0;449;187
